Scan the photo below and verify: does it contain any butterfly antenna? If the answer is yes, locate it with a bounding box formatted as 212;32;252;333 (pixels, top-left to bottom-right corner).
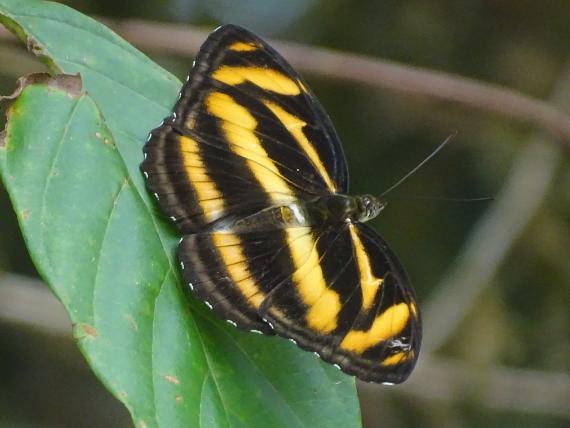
389;195;494;203
380;132;457;198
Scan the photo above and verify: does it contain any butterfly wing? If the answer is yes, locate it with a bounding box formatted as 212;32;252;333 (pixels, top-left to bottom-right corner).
258;222;421;384
142;25;419;383
177;230;276;334
141;24;348;233
181;220;420;383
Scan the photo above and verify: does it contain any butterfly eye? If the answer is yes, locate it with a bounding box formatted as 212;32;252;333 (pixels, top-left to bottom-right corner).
360;195;372;208
356;194;383;220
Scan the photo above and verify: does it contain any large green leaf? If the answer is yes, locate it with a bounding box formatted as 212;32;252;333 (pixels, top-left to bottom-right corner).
0;1;360;427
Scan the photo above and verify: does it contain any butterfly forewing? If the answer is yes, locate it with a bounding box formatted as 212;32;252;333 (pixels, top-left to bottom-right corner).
176;25;348;192
141;24;421;384
142;24;348;233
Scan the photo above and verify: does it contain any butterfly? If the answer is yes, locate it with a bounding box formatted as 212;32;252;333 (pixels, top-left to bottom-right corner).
141;24;421;384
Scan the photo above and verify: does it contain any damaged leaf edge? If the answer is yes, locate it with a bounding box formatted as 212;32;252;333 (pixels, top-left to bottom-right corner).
0;73;83;149
0;13;61;73
1;72;83;101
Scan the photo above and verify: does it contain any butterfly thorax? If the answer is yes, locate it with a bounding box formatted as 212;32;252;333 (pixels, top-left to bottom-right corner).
219;194;385;233
310;194;386;224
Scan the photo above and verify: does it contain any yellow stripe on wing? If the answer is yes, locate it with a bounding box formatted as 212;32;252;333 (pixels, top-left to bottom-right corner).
263;100;337;192
178;135;225;222
228;41;257;52
287;228;341;333
212;232;265;308
213;66;301;95
206;91;339;332
205;91;294;200
349;224;384;311
380;350;414;367
340;303;410;354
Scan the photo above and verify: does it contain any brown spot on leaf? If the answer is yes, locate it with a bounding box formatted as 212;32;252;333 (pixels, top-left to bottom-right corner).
95;131;102;139
164;375;180;385
0;17;51;65
21;209;30;221
82;324;98;337
47;74;83;97
125;314;138;331
72;323;99;342
0;129;5;148
26;37;45;57
139;420;148;428
175;395;183;402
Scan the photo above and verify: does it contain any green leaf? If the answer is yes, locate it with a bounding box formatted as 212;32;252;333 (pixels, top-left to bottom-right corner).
0;1;360;427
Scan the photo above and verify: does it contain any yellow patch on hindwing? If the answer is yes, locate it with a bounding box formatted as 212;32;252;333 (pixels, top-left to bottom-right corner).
340;303;410;354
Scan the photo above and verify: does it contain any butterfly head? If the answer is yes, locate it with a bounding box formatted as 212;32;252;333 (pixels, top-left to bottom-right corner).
355;194;385;222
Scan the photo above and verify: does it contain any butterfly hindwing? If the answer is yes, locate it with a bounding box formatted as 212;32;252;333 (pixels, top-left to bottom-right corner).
181;220;420;383
340;223;421;383
141;24;348;233
258;222;421;384
177;225;323;334
178;231;276;334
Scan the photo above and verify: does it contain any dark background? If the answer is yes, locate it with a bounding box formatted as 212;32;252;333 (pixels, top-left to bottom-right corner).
1;1;569;427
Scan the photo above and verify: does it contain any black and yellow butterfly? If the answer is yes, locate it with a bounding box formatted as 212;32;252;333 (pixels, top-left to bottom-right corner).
141;24;421;384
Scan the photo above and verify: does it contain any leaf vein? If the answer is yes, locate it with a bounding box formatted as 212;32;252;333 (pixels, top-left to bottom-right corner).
38;94;85;277
91;178;129;321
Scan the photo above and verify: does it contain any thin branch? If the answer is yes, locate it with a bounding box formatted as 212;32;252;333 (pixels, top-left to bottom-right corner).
359;357;570;418
421;63;570;355
110;19;570;147
1;272;569;418
1;19;570;147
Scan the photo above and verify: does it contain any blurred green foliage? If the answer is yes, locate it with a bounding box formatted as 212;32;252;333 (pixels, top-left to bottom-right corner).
0;1;568;427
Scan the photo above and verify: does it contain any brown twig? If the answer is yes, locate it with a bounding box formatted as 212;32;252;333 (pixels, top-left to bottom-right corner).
112;19;570;148
2;19;570;147
422;62;570;355
359;357;570;418
2;272;569;417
